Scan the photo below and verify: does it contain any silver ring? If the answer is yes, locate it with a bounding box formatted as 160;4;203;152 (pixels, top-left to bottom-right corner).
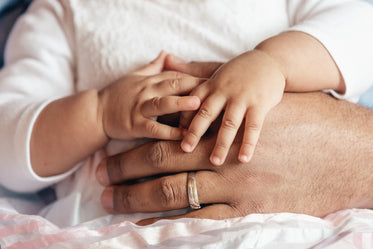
187;171;201;209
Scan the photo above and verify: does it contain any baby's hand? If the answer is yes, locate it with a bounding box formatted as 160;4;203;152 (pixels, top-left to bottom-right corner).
181;50;286;165
99;52;202;141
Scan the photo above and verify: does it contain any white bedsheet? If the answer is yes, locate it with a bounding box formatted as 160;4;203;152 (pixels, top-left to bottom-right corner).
1;188;373;249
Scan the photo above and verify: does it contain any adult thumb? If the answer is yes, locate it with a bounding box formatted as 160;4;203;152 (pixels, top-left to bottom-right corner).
134;51;167;76
164;54;222;78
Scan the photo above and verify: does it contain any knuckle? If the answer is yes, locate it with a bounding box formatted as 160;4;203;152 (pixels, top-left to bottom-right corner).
145;121;159;136
246;122;261;132
173;71;181;79
169;78;180;90
157;177;179;208
198;106;212;120
215;141;229;150
151;96;162;109
187;128;200;140
147;141;169;170
115;188;137;213
222;118;238;131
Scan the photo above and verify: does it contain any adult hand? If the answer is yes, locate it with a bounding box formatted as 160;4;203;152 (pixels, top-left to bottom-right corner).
96;89;373;225
164;54;222;78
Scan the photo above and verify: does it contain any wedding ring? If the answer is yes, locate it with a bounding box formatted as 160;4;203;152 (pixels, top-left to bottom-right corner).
187;171;201;209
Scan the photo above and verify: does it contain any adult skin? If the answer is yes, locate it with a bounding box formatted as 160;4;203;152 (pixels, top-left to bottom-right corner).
96;59;373;225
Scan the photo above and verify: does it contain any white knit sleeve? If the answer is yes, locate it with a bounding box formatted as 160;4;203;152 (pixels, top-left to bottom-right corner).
0;0;77;192
287;0;373;102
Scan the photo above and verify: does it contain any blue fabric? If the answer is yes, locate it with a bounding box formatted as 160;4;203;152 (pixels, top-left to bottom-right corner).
358;86;373;109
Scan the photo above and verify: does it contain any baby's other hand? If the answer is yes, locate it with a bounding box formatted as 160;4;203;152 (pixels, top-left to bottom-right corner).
99;51;202;141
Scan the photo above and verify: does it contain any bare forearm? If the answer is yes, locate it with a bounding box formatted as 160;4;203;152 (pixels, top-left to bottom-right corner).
255;31;345;93
30;89;109;177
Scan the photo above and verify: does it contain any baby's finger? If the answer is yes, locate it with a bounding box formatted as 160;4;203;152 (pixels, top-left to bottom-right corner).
153;76;205;96
181;95;225;153
210;103;245;166
141;96;200;117
179;83;210;129
140;119;185;140
239;107;267;163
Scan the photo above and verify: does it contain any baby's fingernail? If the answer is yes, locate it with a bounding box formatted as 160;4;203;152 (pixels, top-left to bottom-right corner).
189;97;200;109
239;153;253;163
181;141;193;152
211;156;222;166
239;155;250;163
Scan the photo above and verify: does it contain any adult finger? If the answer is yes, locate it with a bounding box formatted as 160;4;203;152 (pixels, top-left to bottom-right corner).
141;96;200;117
96;139;214;186
152;77;205;96
100;171;230;214
139;119;186;140
210;103;246;166
181;94;226;153
133;51;167;76
239;107;267;163
136;204;236;226
142;71;189;86
164;54;222;78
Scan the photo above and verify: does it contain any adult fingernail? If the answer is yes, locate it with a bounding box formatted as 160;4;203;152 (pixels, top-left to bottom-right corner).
96;161;110;186
101;187;114;211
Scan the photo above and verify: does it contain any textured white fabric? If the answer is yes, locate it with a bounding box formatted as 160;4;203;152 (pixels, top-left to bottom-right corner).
0;0;373;227
2;203;373;248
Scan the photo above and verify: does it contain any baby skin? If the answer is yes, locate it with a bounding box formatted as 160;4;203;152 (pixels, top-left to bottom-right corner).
176;31;345;165
31;51;202;177
31;32;344;177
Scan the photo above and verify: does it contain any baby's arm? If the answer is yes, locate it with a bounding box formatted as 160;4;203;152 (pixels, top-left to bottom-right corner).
181;31;341;165
181;0;373;166
0;0;77;192
32;52;201;178
256;31;344;93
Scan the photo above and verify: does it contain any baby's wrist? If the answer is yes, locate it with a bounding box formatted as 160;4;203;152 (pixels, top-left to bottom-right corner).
249;48;287;89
